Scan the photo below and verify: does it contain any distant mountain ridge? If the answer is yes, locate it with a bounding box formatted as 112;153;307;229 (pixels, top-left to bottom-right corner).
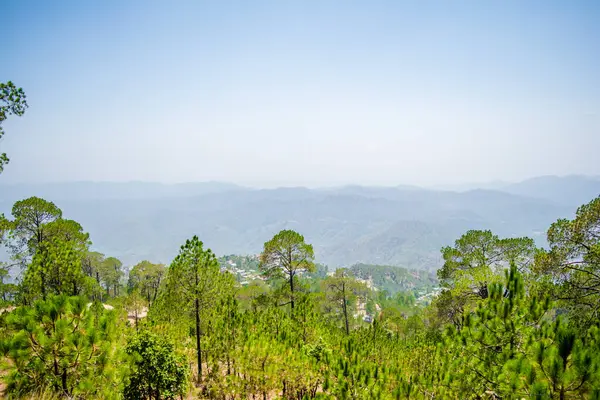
0;181;245;200
1;175;597;271
501;175;600;206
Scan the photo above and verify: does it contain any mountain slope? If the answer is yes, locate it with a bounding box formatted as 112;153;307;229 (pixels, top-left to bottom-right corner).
1;180;590;271
500;175;600;206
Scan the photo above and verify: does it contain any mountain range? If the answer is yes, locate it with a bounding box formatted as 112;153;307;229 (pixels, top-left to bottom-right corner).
1;175;598;271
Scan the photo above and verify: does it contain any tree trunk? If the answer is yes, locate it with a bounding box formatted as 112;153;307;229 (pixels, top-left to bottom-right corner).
41;267;46;301
289;271;295;311
303;304;307;342
195;271;202;384
61;369;68;395
342;282;349;335
114;264;120;296
288;248;295;311
195;297;202;383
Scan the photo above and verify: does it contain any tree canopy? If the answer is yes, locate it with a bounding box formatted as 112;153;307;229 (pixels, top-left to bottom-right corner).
153;235;234;384
128;260;165;305
0;81;27;174
534;197;600;328
260;229;315;310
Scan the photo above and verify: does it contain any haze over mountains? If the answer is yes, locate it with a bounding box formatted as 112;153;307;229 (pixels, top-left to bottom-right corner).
1;175;598;271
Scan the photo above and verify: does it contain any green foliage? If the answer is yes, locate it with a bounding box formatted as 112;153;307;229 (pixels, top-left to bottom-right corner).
260;229;315;310
22;236;87;301
521;320;600;398
4;197;63;267
81;252;124;300
0;196;598;399
82;251;104;279
534;196;600;328
0;198;102;303
440;265;547;397
438;230;535;298
236;279;271;311
0;213;9;243
0;81;28;173
348;263;437;295
153;235;234;383
100;256;124;296
124;289;146;330
430;287;467;329
43;218;90;248
440;265;600;398
128;260;165;304
123;330;188;400
1;295;120;398
323;268;368;334
394;291;416;308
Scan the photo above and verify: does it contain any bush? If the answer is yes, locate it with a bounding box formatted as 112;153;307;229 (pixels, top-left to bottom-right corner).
123;330;188;400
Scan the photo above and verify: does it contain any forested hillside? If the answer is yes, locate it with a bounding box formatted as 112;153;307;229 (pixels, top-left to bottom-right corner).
2;0;599;397
1;193;599;399
2;178;595;270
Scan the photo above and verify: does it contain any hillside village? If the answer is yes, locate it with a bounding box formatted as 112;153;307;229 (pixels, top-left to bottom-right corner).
218;254;442;323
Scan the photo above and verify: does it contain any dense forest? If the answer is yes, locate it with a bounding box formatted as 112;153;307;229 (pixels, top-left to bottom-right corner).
0;192;599;399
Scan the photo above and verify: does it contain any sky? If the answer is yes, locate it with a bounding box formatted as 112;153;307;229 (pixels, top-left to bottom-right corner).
0;0;598;188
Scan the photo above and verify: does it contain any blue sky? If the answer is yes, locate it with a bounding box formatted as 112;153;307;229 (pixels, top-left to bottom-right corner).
1;0;598;187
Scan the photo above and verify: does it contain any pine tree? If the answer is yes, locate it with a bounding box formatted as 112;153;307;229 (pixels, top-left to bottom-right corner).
260;230;315;311
323;268;368;335
534;196;600;329
155;235;234;384
128;260;165;305
0;295;119;398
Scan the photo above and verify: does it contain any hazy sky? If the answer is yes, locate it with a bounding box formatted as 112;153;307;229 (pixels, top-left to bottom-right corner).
1;0;598;187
